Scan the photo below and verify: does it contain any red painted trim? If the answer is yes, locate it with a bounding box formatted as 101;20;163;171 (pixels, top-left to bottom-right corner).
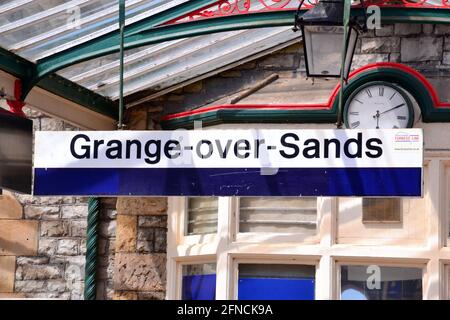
162;62;449;121
165;4;450;25
349;62;450;108
5;79;26;117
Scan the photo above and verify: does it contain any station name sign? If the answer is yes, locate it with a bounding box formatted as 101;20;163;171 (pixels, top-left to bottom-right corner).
33;129;423;197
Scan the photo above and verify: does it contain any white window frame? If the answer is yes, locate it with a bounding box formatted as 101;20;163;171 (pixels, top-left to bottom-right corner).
166;155;450;300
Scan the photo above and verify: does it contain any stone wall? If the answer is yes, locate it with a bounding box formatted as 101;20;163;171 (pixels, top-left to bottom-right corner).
113;197;167;300
0;108;91;299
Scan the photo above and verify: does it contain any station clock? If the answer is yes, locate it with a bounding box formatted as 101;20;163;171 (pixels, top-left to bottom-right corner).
344;81;414;129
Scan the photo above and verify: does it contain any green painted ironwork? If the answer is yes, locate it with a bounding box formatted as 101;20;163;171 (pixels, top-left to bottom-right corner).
118;0;126;129
0;47;118;120
84;197;100;300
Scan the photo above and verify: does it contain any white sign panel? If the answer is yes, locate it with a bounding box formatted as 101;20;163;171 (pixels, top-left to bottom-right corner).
34;129;423;197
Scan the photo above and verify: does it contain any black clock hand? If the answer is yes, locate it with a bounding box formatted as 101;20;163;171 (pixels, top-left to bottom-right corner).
378;103;405;116
375;110;380;129
372;110;380;129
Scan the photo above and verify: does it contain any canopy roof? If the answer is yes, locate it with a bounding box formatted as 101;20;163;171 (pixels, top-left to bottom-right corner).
0;0;448;127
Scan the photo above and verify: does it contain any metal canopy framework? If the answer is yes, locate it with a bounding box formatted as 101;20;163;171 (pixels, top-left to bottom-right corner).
0;0;449;124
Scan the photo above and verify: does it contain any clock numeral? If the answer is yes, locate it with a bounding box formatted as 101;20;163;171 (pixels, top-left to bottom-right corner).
379;86;384;96
350;112;359;116
351;121;360;129
366;89;373;98
354;99;363;104
389;92;397;100
397;116;407;120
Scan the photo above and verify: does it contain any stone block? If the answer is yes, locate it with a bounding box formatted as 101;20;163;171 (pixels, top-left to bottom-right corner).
394;23;421;36
401;37;443;62
0;293;26;299
0;192;22;219
138;291;165;300
40;221;69;237
352;54;389;70
259;54;295;69
15;280;46;293
444;52;450;65
65;262;85;282
114;253;166;292
0;256;15;292
17;264;63;280
40;118;64;131
56;239;79;256
113;291;138;300
136;240;152;253
117;197;167;216
61;205;87;219
154;229;167;253
16;256;49;265
45;280;67;293
423;24;434;35
38;238;58;256
24;205;59;220
361;37;400;54
69;220;87;237
375;25;394;37
0;220;38;256
435;25;450;35
138;216;167;228
116;215;137;253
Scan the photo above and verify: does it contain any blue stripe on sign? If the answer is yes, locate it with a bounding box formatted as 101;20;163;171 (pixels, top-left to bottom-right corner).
34;167;422;196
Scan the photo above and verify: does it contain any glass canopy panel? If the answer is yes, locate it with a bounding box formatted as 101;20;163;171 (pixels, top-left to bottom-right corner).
57;26;300;100
0;0;191;61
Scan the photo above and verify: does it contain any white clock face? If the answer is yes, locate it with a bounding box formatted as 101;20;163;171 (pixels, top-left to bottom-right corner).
345;83;413;129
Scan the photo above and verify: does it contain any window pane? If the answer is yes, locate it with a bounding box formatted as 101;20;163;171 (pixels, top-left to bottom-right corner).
341;265;422;300
238;264;315;300
239;197;317;233
182;263;216;300
362;198;401;223
187;197;218;235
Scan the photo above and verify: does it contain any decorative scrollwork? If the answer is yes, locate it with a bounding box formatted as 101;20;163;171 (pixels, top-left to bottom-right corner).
171;0;450;24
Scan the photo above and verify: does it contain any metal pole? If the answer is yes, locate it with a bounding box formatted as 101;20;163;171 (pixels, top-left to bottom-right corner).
337;0;352;129
84;197;100;300
118;0;125;130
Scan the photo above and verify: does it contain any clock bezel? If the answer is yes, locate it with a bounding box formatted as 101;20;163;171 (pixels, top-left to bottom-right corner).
343;81;415;129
